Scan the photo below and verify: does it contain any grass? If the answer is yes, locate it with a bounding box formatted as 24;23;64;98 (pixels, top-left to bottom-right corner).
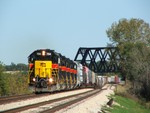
106;95;150;113
102;82;150;113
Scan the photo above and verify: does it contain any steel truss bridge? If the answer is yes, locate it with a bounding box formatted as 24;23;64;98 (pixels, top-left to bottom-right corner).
74;47;121;73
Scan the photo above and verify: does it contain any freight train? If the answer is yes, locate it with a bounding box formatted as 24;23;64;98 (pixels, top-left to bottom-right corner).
28;49;107;93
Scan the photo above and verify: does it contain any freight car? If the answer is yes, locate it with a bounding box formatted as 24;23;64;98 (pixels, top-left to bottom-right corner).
28;49;106;93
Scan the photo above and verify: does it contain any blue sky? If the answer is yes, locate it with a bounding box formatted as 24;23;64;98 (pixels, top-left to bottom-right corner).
0;0;150;65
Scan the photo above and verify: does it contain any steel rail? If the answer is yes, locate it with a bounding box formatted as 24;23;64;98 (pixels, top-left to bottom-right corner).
1;89;96;113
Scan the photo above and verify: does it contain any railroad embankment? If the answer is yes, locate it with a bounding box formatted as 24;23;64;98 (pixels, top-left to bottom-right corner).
102;84;150;113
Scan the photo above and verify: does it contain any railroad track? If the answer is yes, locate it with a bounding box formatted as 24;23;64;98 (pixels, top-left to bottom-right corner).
42;89;101;113
0;93;50;105
1;89;100;113
0;94;35;105
0;87;93;105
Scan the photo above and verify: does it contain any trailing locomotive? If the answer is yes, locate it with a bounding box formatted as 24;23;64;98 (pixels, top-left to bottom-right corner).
28;49;106;92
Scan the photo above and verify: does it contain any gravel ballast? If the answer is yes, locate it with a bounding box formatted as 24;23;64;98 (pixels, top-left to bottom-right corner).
0;88;93;112
56;84;115;113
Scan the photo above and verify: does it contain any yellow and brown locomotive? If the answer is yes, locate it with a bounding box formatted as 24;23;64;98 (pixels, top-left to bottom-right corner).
28;49;77;92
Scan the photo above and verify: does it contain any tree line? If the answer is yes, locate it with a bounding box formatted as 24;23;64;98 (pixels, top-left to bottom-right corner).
5;62;28;71
107;18;150;101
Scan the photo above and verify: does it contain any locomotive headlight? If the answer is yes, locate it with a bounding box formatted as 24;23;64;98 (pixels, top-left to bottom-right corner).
42;50;46;56
49;78;53;83
33;78;36;82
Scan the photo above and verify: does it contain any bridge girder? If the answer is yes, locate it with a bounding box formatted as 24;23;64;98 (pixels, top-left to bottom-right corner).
74;47;121;73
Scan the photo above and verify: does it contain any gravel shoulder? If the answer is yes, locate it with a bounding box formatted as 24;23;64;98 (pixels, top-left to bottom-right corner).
0;88;93;112
56;84;115;113
0;84;115;113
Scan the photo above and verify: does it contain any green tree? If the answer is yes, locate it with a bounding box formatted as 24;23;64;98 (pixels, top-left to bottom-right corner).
16;63;28;71
129;45;150;100
0;62;5;73
106;18;150;101
106;18;150;78
107;18;150;45
0;62;10;96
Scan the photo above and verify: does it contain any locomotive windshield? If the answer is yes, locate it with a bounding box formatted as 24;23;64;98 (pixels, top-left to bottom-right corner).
28;49;52;63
